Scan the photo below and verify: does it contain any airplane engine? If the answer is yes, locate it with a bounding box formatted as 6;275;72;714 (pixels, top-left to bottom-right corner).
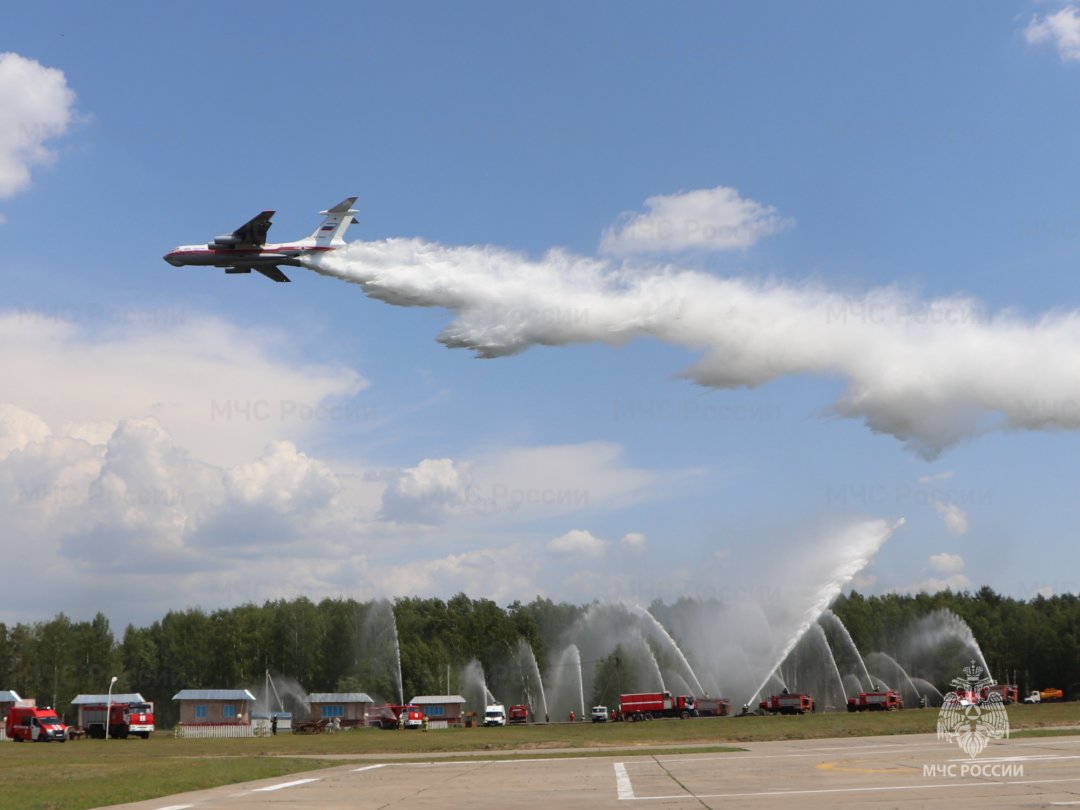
210;234;241;248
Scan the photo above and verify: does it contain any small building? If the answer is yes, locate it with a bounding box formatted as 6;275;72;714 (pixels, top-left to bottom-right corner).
70;693;147;731
0;691;23;740
410;695;466;727
173;689;256;737
0;690;23;713
306;692;373;727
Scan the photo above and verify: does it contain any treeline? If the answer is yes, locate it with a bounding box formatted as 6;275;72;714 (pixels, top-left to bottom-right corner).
831;586;1080;697
1;587;1078;727
0;596;572;728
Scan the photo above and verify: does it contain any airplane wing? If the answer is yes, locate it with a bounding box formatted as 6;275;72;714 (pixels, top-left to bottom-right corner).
255;266;291;282
231;210;275;246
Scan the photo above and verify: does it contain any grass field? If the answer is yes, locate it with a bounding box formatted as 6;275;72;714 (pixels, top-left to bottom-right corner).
4;702;1078;810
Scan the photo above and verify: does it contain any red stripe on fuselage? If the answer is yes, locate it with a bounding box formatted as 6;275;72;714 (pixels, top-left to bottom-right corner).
169;246;334;257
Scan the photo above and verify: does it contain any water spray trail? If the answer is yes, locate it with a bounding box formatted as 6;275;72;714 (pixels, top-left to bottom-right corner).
866;651;923;705
625;603;705;696
569;644;585;718
389;609;404;705
819;609;874;690
516;639;549;721
809;622;848;711
310;238;1080;457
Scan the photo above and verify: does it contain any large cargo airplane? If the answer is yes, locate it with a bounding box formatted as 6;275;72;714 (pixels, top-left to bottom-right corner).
163;197;358;282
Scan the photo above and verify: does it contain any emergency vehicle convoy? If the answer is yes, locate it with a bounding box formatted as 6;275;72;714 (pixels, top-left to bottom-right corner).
619;691;697;720
758;692;816;714
81;701;155;739
847;689;903;711
5;706;68;741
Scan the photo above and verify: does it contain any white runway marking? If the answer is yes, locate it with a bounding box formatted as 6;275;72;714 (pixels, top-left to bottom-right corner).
622;775;1080;801
613;762;636;800
949;754;1080;763
252;777;320;792
351;764;388;772
155;805;194;809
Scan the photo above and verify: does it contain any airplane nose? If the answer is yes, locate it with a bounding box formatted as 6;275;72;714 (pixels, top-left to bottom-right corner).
163;251;182;267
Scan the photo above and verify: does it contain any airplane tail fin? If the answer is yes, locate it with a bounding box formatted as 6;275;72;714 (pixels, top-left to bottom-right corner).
308;196;359;247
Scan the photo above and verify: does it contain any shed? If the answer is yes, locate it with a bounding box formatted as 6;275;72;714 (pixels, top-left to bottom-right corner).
306;692;374;726
0;691;22;738
172;689;256;725
409;695;466;726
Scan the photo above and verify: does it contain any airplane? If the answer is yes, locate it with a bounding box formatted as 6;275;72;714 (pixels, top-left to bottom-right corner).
163;197;358;282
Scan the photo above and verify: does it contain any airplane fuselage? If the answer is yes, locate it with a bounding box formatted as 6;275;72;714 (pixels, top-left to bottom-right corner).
163;241;332;268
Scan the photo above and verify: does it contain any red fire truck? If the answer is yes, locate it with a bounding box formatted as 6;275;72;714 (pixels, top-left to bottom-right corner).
619;691;697;721
758;692;816;715
508;704;529;724
979;684;1019;704
6;706;68;742
695;697;731;717
383;704;423;729
847;689;903;712
82;701;155;739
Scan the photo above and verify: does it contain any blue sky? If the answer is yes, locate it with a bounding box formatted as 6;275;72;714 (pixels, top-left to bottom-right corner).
4;1;1080;627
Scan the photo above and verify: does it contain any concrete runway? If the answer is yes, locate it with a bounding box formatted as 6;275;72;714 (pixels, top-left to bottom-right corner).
108;732;1080;809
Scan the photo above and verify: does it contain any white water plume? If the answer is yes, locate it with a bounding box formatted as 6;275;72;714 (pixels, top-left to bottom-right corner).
819;609;874;691
311;234;1080;457
748;518;902;704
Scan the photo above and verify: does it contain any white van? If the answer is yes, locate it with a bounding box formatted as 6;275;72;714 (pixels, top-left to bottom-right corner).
483;704;507;726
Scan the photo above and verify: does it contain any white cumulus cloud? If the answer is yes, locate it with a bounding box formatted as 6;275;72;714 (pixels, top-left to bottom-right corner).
1025;5;1080;62
0;53;76;199
599;186;791;255
932;499;969;535
547;529;609;557
621;531;647;552
893;553;971;594
379;457;471;524
929;552;965;574
0;311;365;467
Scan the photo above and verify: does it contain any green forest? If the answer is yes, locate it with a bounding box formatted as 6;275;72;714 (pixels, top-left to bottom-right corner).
1;586;1077;727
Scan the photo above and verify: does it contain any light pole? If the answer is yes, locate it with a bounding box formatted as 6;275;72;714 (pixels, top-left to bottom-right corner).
105;676;118;740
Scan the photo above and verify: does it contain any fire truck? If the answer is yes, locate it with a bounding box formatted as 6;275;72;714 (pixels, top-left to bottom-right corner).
758;692;816;715
619;691;697;721
82;701;155;739
979;684;1019;705
695;697;731;717
508;704;529;724
391;704;424;729
847;689;903;712
6;706;68;742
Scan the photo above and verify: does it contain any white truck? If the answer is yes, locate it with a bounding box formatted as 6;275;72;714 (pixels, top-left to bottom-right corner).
483;704;507;726
591;705;609;722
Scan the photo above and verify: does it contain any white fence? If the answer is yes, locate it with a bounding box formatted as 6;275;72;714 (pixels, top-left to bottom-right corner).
174;723;258;739
426;720;448;730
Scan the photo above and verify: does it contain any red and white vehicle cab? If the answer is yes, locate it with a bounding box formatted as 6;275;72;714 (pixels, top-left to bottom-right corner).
6;706;68;742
